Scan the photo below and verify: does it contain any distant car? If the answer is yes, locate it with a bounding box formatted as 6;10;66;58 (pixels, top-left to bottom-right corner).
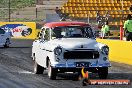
32;22;111;80
0;28;11;47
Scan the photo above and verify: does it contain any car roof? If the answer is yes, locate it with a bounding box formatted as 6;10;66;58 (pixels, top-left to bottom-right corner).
44;22;89;28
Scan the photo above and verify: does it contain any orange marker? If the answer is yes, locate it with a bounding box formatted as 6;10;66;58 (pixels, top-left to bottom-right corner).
81;67;91;86
81;67;89;78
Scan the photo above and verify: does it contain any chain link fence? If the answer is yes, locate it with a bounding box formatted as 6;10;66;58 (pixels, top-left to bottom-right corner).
0;0;36;22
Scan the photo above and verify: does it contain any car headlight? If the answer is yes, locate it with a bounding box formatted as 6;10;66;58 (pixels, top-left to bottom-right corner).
101;46;109;55
54;46;62;56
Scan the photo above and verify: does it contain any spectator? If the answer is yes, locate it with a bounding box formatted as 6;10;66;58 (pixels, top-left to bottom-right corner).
100;25;105;39
105;11;110;22
55;7;62;17
100;21;110;39
55;7;68;21
105;21;110;37
123;14;132;41
96;11;101;23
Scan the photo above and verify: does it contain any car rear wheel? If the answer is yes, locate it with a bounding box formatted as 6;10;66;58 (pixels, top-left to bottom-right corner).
48;60;57;80
73;72;82;81
34;61;44;74
4;38;10;48
98;67;108;79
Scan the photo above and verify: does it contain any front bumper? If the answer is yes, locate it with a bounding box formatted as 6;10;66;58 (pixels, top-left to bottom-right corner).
52;62;111;68
51;62;111;73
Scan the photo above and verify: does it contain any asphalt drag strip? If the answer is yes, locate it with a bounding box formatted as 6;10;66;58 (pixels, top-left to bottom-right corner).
0;39;131;88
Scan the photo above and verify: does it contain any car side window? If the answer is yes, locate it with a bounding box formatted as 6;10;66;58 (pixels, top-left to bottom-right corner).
83;27;94;38
52;27;62;39
44;28;50;41
0;29;5;34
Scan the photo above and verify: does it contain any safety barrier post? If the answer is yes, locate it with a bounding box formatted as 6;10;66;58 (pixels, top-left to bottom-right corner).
120;25;123;40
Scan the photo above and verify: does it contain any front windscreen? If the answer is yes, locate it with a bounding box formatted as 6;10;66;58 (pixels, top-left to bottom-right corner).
51;26;95;39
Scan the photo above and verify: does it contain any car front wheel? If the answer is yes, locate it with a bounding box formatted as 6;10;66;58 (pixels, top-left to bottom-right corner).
32;53;36;61
4;38;10;48
98;67;108;79
48;60;57;80
34;61;44;74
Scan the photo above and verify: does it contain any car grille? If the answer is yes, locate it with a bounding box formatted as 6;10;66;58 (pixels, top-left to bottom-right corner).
64;51;99;59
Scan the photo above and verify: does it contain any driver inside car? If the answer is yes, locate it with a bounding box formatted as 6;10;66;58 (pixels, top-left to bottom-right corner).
70;28;82;37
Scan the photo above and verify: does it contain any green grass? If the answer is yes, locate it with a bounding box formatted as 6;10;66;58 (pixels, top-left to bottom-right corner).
0;0;35;8
0;0;35;21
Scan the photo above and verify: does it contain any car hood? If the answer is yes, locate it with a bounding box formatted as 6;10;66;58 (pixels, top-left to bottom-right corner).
49;38;99;50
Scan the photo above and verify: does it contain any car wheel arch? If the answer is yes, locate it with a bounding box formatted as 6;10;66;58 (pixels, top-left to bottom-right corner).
4;38;10;48
32;53;36;60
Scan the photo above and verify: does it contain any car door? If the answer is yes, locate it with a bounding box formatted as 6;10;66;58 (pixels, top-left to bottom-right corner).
36;28;50;68
0;29;6;44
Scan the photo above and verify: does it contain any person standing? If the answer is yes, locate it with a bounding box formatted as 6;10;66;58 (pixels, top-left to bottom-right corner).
100;25;105;39
55;7;62;17
123;14;132;41
100;21;110;39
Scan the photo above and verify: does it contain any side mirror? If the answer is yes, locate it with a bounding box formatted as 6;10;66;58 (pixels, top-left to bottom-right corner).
38;33;42;39
38;37;41;40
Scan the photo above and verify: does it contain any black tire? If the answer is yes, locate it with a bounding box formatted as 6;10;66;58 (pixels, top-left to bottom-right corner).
48;60;57;80
98;67;108;79
32;53;36;61
73;72;81;81
34;61;44;74
4;38;10;48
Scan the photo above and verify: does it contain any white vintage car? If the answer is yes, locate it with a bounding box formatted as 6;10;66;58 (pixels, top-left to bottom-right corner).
32;22;111;80
0;28;11;47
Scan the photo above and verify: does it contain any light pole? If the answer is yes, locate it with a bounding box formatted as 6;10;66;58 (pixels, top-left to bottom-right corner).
120;0;124;40
9;0;11;22
121;0;124;23
36;0;38;19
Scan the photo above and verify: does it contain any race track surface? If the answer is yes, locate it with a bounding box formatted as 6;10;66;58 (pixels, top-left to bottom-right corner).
0;39;131;88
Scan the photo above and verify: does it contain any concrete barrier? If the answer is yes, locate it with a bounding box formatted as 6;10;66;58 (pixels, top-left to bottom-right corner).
97;39;132;65
0;22;36;39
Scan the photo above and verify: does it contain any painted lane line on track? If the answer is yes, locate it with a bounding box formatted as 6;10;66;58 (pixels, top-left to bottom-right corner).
18;71;34;74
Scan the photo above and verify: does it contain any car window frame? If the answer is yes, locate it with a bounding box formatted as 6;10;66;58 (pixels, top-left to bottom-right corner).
44;28;50;41
50;26;96;39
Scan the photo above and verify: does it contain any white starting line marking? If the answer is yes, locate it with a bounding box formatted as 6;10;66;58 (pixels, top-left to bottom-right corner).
18;71;132;74
18;71;34;74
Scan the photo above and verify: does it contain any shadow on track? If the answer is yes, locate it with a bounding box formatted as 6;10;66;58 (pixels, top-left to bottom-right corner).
0;47;31;49
40;72;132;81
